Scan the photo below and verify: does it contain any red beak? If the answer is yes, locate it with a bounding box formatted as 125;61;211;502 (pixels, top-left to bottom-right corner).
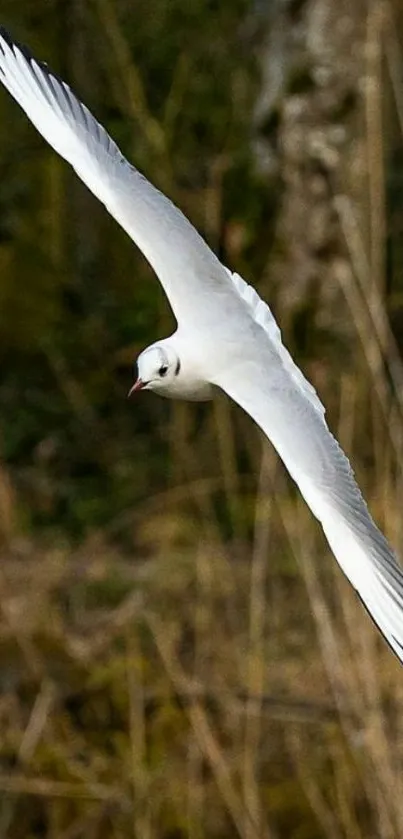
127;378;146;397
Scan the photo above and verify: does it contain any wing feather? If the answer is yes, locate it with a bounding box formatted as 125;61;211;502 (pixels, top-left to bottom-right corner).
0;27;233;323
215;356;403;663
226;269;325;418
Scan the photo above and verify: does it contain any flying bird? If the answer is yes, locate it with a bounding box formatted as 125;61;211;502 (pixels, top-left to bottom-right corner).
0;27;402;661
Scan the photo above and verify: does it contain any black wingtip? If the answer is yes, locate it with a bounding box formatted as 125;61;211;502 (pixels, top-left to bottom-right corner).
0;25;34;63
0;26;13;45
0;26;19;53
0;25;63;92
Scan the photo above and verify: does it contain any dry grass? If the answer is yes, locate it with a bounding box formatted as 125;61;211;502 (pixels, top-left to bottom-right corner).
0;441;402;838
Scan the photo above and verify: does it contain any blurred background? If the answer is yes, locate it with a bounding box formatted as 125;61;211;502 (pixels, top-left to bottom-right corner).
0;0;403;836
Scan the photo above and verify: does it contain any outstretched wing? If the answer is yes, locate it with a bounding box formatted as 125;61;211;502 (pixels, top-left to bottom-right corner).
225;268;325;418
0;28;233;323
215;354;403;663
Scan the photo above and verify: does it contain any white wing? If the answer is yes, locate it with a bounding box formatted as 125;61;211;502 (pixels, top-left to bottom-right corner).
226;268;325;418
214;355;403;663
0;28;233;323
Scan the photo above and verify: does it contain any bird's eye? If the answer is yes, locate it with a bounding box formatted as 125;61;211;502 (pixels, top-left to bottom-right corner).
158;365;168;377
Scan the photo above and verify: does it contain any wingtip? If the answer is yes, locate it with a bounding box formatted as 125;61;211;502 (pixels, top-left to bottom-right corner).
0;25;17;53
0;25;38;66
391;634;403;659
357;591;403;666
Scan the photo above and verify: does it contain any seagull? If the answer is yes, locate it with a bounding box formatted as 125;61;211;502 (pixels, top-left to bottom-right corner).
0;27;402;663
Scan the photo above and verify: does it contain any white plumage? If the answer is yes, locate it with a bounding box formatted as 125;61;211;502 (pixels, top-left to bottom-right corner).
0;27;402;662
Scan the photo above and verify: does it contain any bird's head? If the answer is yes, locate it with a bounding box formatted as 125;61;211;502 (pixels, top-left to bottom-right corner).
129;342;181;397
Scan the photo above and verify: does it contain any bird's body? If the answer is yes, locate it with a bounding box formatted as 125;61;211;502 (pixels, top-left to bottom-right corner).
1;26;403;661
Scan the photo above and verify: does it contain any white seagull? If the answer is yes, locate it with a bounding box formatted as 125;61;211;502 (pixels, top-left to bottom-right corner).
0;27;402;662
